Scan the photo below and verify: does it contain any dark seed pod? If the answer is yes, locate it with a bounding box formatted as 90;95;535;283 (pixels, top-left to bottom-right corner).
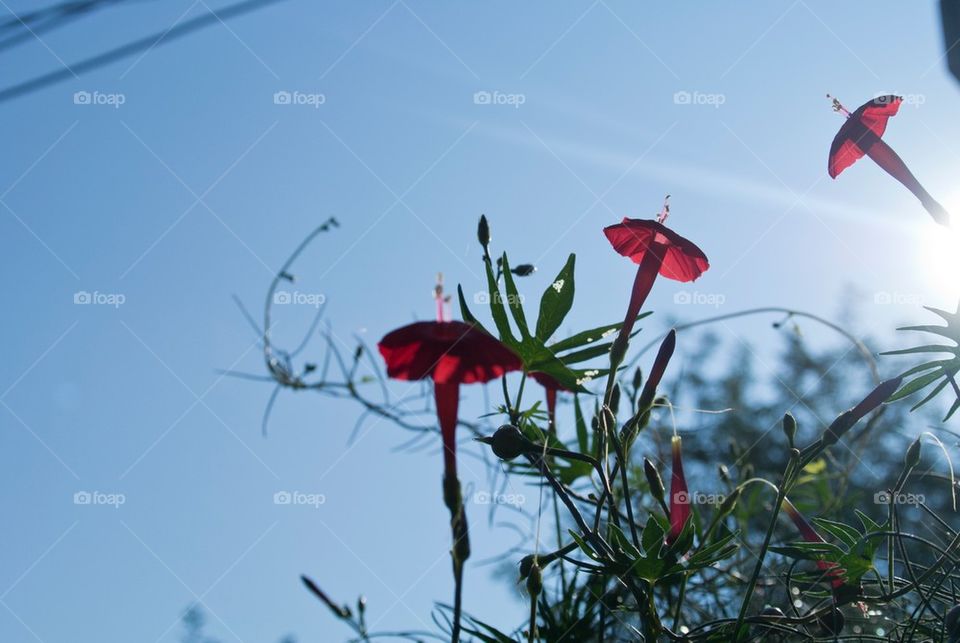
511;263;536;277
489;425;526;460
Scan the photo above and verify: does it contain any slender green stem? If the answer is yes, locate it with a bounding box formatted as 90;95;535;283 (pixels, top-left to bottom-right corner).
733;458;796;641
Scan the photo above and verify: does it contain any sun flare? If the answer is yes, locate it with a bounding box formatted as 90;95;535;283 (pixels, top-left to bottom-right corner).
917;198;960;304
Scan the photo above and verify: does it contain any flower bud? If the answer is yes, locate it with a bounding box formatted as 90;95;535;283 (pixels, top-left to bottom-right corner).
632;367;643;393
638;330;676;410
488;425;527;460
782;412;797;448
511;263;536;277
717;464;730;484
823;378;902;446
525;560;543;598
301;575;351;618
644;457;666;505
905;436;922;468
717;487;741;517
477;214;490;250
609;383;621;415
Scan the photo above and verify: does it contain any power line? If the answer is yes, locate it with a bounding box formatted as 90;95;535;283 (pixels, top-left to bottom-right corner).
0;0;290;104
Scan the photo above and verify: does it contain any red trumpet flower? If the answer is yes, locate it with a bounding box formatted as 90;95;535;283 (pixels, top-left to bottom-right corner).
604;200;709;350
828;94;950;226
378;320;521;478
668;435;691;545
781;497;844;588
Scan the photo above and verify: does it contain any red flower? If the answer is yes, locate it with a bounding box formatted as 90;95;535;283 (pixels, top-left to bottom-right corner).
604;219;709;283
667;435;691;546
604;208;709;361
781;497;844;589
828;95;950;226
378;320;521;478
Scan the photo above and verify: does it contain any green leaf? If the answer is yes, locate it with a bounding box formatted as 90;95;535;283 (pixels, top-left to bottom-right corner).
889;369;945;401
854;509;884;534
548;313;652;353
641;518;665;556
535;253;576;342
910;378;949;411
569;530;603;562
457;284;482;327
574;395;588;453
500;253;530;340
811;518;860;548
608;524;641;559
882;344;957;356
482;256;518;349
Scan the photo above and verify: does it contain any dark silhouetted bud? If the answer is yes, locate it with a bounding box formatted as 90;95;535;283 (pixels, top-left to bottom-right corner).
718;464;730;484
718;487;741;517
822;378;903;447
644;457;666;505
632;367;643;393
301;575;351;618
638;329;676;410
905;436;922;468
525;560;543;598
610;383;621;415
477;215;490;249
782;412;797;448
511;264;536;277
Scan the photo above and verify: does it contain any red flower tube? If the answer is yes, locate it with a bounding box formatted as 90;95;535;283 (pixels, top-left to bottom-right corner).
828;95;950;226
781;497;844;589
668;435;691;545
378;320;521;480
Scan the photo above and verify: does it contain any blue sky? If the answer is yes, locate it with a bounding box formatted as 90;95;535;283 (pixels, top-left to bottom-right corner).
1;1;959;641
